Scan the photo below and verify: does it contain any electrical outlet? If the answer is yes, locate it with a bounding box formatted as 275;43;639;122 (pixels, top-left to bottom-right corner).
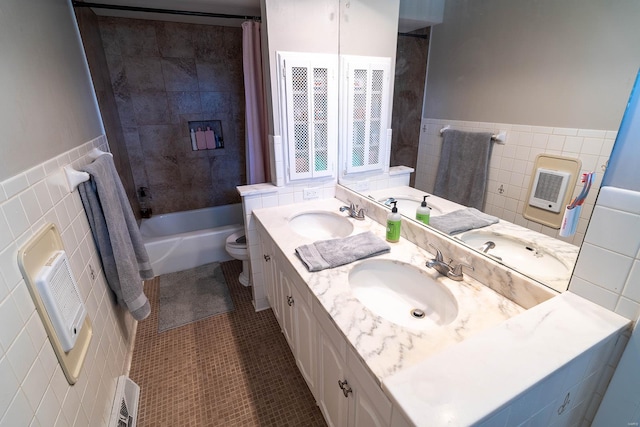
303;188;320;200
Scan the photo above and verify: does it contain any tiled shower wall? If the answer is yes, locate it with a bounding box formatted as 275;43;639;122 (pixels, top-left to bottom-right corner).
0;136;135;425
75;7;139;219
416;118;617;246
98;17;246;214
389;28;429;187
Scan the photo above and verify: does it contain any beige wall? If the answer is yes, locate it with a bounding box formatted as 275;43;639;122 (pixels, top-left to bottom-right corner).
423;0;640;130
0;0;104;181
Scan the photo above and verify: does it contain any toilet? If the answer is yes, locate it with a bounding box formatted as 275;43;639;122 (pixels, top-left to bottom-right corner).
225;231;251;287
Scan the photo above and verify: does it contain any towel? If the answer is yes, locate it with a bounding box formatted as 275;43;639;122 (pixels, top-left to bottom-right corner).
429;208;499;235
295;231;390;272
78;154;154;321
434;129;493;210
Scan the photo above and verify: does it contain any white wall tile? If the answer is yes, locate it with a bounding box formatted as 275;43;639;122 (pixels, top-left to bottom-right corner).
573;244;633;293
0;389;34;426
622;261;640;302
2;174;29;199
0;356;20;419
2;197;29;240
585;206;640;257
568;276;618;311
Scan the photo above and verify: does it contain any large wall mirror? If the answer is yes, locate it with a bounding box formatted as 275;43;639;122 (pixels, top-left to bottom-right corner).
337;0;640;293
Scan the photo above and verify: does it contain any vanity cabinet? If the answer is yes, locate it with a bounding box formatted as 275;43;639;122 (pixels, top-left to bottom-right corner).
258;225;397;427
259;226;318;398
278;51;338;182
342;55;392;175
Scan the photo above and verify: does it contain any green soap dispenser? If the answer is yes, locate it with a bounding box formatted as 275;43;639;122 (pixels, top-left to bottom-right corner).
416;195;431;225
386;201;401;243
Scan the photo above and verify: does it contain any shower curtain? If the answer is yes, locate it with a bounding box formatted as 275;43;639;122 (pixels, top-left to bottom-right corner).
242;21;270;184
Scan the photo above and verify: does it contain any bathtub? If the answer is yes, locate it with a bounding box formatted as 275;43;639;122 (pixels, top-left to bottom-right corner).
140;204;244;276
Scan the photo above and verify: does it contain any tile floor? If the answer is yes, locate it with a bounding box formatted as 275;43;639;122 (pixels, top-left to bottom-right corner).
129;260;327;426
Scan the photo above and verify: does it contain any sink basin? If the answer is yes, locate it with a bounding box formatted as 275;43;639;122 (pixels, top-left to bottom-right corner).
288;211;354;240
377;195;443;218
348;260;458;330
458;230;571;281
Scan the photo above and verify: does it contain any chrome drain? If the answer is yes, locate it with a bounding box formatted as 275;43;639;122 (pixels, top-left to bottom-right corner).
410;308;426;319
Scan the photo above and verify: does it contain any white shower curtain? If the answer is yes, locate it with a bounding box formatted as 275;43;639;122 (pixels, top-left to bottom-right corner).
242;21;270;184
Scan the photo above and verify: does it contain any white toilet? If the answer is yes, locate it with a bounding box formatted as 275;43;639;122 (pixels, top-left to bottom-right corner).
225;231;251;287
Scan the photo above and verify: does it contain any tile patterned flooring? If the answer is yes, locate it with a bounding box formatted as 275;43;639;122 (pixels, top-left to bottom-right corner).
130;260;327;426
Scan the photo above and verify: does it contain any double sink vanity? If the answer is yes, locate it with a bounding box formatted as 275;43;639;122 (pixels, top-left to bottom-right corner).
251;187;629;426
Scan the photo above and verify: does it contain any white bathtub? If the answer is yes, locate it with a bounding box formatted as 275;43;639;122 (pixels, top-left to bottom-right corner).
140;204;244;276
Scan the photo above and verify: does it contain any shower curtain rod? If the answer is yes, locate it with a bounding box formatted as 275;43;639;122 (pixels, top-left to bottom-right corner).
71;1;261;21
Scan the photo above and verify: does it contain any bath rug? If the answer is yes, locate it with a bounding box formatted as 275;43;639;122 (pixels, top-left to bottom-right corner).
158;262;234;332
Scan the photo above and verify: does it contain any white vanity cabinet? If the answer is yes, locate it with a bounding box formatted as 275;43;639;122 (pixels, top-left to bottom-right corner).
257;224;402;427
259;225;318;399
342;55;392;175
278;51;338;182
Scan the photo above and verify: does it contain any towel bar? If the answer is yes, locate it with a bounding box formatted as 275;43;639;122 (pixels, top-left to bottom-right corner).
63;148;113;192
439;125;507;144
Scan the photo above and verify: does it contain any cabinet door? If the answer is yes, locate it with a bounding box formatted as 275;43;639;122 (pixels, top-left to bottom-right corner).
349;385;387;427
317;324;349;427
292;284;316;398
343;55;391;174
260;236;278;318
278;52;338;181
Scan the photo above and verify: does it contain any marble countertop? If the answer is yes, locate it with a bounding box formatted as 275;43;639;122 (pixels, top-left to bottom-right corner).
253;197;525;381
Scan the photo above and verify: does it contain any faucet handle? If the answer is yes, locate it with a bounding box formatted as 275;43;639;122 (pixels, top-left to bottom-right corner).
428;243;443;262
448;262;474;281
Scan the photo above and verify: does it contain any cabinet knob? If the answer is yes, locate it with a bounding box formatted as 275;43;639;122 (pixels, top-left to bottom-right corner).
287;295;294;306
264;254;271;262
338;379;352;398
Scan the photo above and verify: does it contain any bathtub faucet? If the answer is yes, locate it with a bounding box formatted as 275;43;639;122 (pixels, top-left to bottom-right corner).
339;203;366;220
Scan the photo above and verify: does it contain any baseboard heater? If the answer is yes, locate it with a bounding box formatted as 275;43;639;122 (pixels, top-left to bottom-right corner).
109;376;140;427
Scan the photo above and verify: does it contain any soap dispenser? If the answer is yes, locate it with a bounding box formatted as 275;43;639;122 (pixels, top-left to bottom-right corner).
386;201;401;243
416;195;431;225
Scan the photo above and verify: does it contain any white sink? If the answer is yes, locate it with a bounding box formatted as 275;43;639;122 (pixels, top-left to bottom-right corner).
458;230;571;282
377;195;443;218
288;211;354;240
348;260;458;331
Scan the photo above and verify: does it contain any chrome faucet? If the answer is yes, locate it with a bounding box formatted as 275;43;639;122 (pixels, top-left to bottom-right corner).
426;244;474;281
339;202;366;220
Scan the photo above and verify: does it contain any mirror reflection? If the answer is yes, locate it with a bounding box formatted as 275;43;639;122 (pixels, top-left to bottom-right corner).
339;0;637;292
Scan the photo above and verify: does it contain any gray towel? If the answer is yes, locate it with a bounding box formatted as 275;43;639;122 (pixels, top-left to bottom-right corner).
434;130;493;210
295;232;390;272
429;208;499;235
79;155;154;321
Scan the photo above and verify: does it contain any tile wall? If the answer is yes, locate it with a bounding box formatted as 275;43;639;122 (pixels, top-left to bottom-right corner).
98;17;246;214
416;118;617;246
569;187;640;321
0;137;135;425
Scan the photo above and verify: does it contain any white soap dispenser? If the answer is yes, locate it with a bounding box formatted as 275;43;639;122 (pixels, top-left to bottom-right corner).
416;195;431;225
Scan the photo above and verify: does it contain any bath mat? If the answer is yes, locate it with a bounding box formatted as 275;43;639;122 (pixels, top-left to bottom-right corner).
158;262;234;332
